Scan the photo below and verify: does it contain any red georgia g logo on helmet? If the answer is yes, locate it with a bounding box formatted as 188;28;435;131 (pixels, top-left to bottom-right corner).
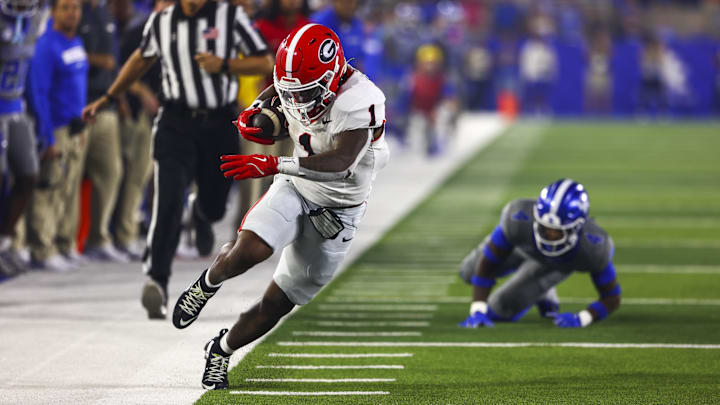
318;38;337;63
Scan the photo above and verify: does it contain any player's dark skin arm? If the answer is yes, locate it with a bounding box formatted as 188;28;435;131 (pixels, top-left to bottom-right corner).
299;128;370;173
472;242;511;302
590;278;621;318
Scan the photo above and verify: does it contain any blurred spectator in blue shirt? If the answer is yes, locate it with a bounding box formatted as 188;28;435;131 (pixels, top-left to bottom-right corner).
28;0;87;151
26;0;89;272
311;0;365;71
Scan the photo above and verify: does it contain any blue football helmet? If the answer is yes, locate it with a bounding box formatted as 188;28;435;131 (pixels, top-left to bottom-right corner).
533;178;589;257
0;0;38;17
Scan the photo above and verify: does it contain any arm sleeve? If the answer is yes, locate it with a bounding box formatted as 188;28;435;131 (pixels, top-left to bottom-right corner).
233;6;268;56
139;12;159;58
28;39;55;149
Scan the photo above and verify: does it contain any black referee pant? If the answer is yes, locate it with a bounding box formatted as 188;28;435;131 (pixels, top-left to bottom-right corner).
145;103;239;289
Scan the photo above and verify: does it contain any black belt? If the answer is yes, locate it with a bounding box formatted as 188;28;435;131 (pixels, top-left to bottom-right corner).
164;102;237;120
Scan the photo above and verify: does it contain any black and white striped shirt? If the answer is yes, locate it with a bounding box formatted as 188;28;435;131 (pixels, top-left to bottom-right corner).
139;1;268;109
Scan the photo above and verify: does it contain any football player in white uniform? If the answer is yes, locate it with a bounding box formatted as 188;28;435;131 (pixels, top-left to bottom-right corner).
171;23;389;390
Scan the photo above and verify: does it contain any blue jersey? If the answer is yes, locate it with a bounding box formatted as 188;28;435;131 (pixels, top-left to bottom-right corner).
27;27;88;148
311;8;365;71
0;12;45;114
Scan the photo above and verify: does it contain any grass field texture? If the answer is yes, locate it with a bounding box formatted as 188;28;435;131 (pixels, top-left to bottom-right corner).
198;121;720;404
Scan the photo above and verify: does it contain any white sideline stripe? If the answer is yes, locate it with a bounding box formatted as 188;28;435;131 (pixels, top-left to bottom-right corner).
292;331;422;337
257;365;404;369
325;296;720;306
246;378;396;383
231;390;390;396
318;304;437;311
314;321;429;327
278;341;720;349
268;353;414;358
315;312;434;319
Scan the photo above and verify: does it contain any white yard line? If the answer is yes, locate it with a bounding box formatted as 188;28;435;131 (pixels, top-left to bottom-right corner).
346;274;458;284
342;281;455;286
231;390;390;396
601;216;720;228
564;297;720;306
268;353;414;358
292;331;422;337
278;341;720;349
314;321;429;327
314;312;435;319
245;378;396;383
330;290;447;297
318;304;438;311
615;239;720;249
620;265;720;274
324;296;720;306
256;365;404;369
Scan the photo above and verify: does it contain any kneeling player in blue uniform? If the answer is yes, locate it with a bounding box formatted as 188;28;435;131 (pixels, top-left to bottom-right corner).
458;179;621;328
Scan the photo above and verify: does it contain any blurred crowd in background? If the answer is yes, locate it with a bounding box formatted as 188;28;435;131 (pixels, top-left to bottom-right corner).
1;0;719;277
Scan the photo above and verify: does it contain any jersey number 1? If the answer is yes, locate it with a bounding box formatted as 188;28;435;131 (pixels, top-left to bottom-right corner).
299;133;314;156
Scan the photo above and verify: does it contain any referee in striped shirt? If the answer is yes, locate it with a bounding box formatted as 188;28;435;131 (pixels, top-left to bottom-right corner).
83;0;273;319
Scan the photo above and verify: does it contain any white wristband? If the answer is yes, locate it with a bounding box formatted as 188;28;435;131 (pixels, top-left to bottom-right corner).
277;156;300;176
470;301;488;315
578;310;593;327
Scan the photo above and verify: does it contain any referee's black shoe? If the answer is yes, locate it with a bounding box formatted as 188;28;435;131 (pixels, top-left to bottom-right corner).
141;278;167;319
173;269;220;329
202;328;231;390
192;200;214;257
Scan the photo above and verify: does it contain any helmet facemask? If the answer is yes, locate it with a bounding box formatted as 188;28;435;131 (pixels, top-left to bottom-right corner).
0;0;39;17
533;207;585;257
274;69;336;125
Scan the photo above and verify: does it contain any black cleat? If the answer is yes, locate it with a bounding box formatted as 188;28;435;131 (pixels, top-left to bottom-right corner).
202;328;231;390
141;278;167;319
173;269;220;329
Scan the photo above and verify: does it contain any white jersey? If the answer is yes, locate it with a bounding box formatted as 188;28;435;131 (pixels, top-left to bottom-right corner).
284;70;390;207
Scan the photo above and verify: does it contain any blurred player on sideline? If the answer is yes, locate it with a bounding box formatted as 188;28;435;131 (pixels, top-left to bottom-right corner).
171;23;389;390
0;0;43;276
458;179;622;329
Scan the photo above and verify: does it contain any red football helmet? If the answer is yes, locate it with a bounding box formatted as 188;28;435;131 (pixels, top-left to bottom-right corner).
273;23;347;125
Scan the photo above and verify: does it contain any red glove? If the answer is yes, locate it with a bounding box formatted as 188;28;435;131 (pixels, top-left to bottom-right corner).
220;154;279;180
233;107;274;145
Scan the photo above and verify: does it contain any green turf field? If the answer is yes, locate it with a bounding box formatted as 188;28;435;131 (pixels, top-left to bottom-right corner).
198;121;720;404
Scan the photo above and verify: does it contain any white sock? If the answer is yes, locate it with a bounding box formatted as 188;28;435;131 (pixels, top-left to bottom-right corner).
219;333;235;355
204;269;222;288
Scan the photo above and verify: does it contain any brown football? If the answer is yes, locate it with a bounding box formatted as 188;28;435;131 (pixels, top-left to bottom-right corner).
251;96;289;141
